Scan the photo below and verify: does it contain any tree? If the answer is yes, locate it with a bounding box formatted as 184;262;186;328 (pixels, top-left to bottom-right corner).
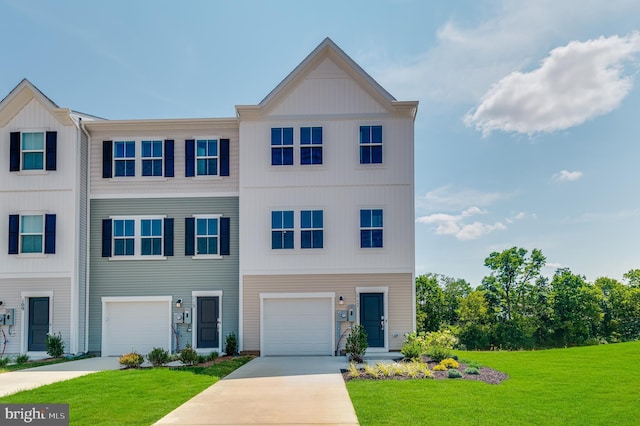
456;290;492;349
415;274;445;333
623;269;640;288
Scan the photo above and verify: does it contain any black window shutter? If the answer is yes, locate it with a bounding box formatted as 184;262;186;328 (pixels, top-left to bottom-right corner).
185;217;195;256
220;217;230;255
103;141;113;178
45;132;57;171
185;139;195;177
164;140;174;177
164;218;174;256
220;139;230;176
102;219;112;257
10;132;20;172
8;215;19;254
44;214;56;254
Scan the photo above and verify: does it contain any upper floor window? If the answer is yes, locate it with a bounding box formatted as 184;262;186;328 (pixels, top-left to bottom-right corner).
300;127;323;165
272;210;294;249
184;215;230;257
359;125;383;164
301;210;323;249
142;140;163;177
8;214;56;255
271;128;294;166
114;141;135;177
196;139;219;176
9;131;57;172
102;216;173;259
185;139;229;178
196;217;219;255
360;209;383;248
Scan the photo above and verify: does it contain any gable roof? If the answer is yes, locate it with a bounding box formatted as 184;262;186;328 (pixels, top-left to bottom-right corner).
237;37;418;119
0;78;76;126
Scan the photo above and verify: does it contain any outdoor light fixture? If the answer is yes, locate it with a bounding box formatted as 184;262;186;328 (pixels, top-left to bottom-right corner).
176;299;182;308
338;296;344;305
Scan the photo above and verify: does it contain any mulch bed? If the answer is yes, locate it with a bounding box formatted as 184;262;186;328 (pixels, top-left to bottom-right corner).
342;357;508;385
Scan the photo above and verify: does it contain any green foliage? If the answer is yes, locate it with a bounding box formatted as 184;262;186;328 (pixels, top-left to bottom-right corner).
346;325;368;363
0;357;9;367
179;344;199;366
447;368;462;378
206;351;219;361
401;332;426;359
416;273;471;333
347;362;360;378
440;358;459;369
15;354;29;364
465;366;480;375
225;332;238;356
45;332;65;358
147;347;170;367
118;352;144;368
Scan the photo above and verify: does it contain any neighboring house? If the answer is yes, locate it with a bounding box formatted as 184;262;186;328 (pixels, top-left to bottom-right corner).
83;118;240;356
0;38;416;358
0;79;89;357
237;38;418;355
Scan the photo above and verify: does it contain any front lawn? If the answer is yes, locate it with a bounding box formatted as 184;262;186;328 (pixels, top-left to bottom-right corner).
347;341;640;425
0;356;253;425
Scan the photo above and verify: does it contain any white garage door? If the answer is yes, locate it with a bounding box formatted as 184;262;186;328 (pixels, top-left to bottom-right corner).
102;298;171;357
262;297;333;356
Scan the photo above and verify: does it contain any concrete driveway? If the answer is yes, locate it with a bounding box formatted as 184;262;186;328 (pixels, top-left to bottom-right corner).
0;357;121;397
154;356;359;425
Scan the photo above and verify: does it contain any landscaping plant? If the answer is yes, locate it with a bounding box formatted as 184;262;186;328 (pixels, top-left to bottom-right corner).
345;325;368;363
179;344;199;366
119;352;144;368
147;347;170;367
46;332;65;358
225;332;238;356
15;354;29;364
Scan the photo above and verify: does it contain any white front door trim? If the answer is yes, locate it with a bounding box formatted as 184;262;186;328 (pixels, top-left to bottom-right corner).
191;290;223;353
20;291;54;357
355;286;389;353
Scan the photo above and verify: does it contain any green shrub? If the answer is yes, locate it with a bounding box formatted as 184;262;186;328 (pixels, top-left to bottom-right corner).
347;362;361;378
225;333;238;356
433;364;447;371
15;354;29;364
119;352;144;368
206;351;219;361
401;333;426;359
345;325;368;363
448;368;462;378
440;358;459;369
46;332;65;358
0;357;9;367
147;347;170;367
424;330;457;362
179;344;199;366
465;366;480;375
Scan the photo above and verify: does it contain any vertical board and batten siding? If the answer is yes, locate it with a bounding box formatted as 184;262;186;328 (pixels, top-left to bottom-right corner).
88;197;239;353
242;273;413;352
0;278;71;355
88;126;239;197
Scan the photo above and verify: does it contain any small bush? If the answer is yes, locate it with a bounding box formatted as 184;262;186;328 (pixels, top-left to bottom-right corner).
225;333;238;356
346;325;368;363
441;358;460;369
119;352;144;368
466;360;481;369
15;354;29;364
363;364;380;378
401;338;424;359
0;357;9;367
46;332;65;358
448;368;463;379
206;351;219;361
433;364;447;371
179;344;199;366
347;362;360;378
465;366;480;375
147;347;170;367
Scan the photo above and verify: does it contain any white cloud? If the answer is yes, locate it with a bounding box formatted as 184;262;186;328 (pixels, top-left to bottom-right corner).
417;207;505;240
465;33;640;136
553;170;584;182
417;185;511;212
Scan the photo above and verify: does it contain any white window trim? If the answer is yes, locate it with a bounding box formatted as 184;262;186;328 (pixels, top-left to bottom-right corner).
20;130;46;172
16;212;46;256
140;139;165;177
191;214;222;259
191;290;223;353
300;209;324;250
20;291;54;356
271;210;295;251
109;138;169;179
359;208;384;250
194;136;220;177
108;215;167;260
300;126;324;166
355;287;389;353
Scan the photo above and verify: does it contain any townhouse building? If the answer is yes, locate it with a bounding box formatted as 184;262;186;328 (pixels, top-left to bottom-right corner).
0;38;416;358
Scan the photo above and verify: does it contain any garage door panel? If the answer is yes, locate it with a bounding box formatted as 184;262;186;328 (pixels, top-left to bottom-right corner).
262;298;332;356
104;301;170;356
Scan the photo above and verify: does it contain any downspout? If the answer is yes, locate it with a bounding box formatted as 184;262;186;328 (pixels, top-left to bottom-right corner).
79;118;92;354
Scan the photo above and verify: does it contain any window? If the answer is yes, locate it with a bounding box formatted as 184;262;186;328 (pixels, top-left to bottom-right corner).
359;125;383;164
102;217;173;258
142;140;163;177
301;210;323;249
272;210;294;249
21;132;45;170
271;128;294;166
10;132;56;172
196;139;218;176
360;209;383;248
300;127;323;165
8;214;56;255
114;141;135;177
196;217;219;255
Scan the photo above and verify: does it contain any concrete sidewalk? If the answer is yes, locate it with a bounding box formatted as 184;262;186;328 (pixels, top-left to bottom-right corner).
155;356;359;425
0;357;121;397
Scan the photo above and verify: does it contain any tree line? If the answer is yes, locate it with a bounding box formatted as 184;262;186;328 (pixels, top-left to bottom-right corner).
417;247;640;349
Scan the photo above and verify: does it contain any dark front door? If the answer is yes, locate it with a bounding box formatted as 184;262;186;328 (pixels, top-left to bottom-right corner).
197;297;219;348
360;293;384;348
28;297;49;351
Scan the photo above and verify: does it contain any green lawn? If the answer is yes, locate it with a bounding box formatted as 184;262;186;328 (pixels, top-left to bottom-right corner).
347;341;640;425
0;356;253;425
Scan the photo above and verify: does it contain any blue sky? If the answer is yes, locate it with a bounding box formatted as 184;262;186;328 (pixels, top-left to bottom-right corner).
2;0;639;287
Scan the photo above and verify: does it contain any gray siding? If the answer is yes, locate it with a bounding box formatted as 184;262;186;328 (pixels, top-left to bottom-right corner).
89;197;239;353
78;130;89;353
